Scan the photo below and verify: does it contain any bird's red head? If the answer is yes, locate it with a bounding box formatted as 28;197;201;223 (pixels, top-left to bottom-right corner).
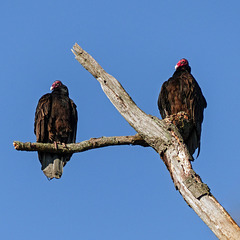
50;80;63;91
175;58;189;70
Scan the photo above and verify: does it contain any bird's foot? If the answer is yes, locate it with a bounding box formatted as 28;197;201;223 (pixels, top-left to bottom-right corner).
62;142;67;148
54;141;58;150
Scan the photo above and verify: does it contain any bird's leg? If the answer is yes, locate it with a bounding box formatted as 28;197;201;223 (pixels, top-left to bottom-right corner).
49;133;58;149
49;132;54;142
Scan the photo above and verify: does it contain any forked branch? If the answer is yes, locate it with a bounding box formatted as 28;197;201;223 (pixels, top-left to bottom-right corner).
70;43;240;240
13;43;240;239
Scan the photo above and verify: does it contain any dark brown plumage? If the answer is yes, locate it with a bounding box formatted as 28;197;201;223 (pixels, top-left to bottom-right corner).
34;81;78;179
158;59;207;157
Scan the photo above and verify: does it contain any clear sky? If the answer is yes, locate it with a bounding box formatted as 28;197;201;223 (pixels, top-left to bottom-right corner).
1;0;240;239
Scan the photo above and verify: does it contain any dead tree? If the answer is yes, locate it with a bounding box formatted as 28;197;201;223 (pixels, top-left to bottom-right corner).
13;43;240;240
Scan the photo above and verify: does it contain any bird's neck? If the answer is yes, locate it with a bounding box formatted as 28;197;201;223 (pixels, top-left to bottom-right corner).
52;87;69;96
173;65;191;76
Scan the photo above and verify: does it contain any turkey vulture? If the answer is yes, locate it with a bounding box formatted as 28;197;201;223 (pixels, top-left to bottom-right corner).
158;59;207;157
34;80;78;179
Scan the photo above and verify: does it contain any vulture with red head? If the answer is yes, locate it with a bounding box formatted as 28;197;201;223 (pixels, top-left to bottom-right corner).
158;59;207;157
34;81;78;179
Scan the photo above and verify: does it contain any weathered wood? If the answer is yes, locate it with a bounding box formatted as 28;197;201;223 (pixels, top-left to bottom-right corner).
13;134;149;153
71;43;240;240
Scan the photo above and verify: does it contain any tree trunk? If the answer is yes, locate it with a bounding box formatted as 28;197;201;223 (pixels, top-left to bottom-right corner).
71;43;240;240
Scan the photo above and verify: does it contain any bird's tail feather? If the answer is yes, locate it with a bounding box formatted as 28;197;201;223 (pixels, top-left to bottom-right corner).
186;129;199;158
38;153;65;179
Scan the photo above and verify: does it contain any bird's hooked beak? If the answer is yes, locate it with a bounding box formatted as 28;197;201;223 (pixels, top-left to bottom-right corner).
175;64;178;70
50;86;53;91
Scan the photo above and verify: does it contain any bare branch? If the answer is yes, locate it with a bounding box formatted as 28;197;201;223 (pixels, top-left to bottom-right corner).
71;43;240;239
13;114;191;154
13;134;149;153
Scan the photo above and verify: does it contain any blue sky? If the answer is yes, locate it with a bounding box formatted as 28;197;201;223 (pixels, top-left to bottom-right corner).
1;0;240;239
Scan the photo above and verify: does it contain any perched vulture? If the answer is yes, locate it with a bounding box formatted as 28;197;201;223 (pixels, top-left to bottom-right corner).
34;80;78;179
158;59;207;157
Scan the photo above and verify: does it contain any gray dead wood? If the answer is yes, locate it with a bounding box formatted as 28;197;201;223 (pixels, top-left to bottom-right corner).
13;134;148;153
70;43;240;240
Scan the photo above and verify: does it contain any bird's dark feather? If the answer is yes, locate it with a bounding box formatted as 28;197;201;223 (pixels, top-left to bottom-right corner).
158;65;206;157
34;83;78;179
